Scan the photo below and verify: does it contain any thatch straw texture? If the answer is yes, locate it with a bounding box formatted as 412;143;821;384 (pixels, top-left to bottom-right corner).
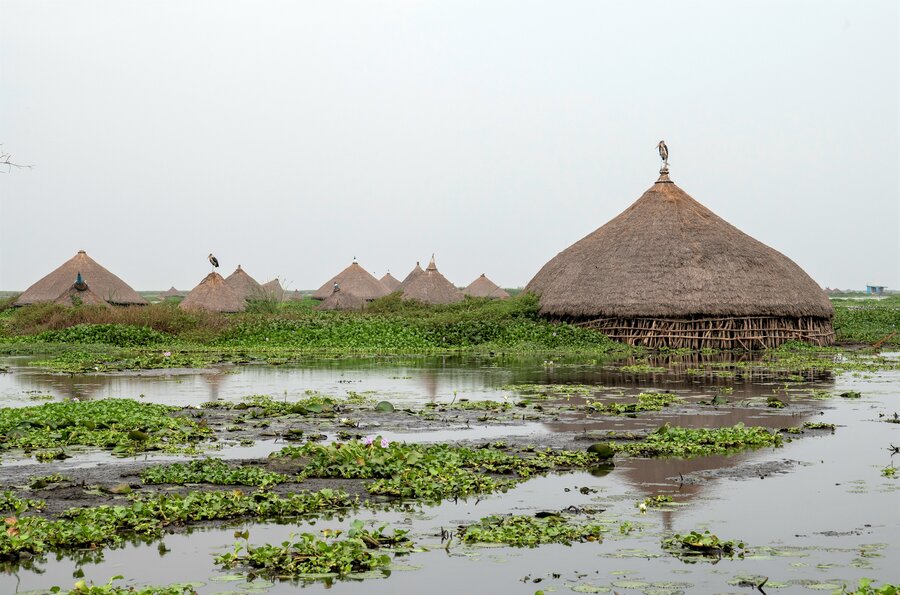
262;279;285;302
53;281;111;308
397;262;424;292
317;287;366;311
463;274;510;299
312;262;389;301
380;273;401;292
286;290;305;301
179;272;246;313
525;172;833;348
159;287;183;298
225;265;264;301
401;257;464;304
15;250;147;306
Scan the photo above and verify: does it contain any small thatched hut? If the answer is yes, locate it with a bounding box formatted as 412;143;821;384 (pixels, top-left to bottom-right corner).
286;289;305;301
262;279;285;302
525;169;834;349
159;287;184;299
179;272;246;313
397;262;424;292
53;274;111;308
463;274;510;299
225;265;264;302
312;261;389;301
380;272;401;293
401;256;464;305
317;287;367;311
15;250;147;306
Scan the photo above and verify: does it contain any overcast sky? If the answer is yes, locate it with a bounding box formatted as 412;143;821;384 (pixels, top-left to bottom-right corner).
1;1;897;292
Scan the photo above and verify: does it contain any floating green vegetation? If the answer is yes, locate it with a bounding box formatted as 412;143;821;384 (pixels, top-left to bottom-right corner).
457;514;604;547
0;491;43;515
802;421;836;431
499;384;596;397
216;521;410;578
662;530;746;560
613;423;782;458
839;578;900;595
881;466;897;478
273;440;602;501
833;296;900;346
29;473;71;489
587;392;680;415
201;393;339;417
636;495;674;513
0;489;356;562
51;576;199;594
841;391;862;399
0;399;212;459
438;399;513;411
618;364;668;373
141;458;290;487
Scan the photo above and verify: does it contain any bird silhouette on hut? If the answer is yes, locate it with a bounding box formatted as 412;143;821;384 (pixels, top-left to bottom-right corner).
657;140;669;172
208;253;219;269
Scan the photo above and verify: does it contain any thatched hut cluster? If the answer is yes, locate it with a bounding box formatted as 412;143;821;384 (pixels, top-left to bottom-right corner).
400;256;464;305
180;272;246;313
526;170;834;349
15;250;146;306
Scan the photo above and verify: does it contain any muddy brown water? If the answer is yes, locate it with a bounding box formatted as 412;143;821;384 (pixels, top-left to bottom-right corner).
1;354;898;594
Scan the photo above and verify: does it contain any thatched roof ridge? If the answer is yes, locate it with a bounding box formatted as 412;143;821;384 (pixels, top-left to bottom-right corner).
179;272;246;313
317;287;366;311
463;274;511;299
526;174;833;319
225;265;264;301
312;262;390;301
401;256;464;304
262;279;285;302
397;262;424;292
380;273;401;292
15;250;147;306
53;280;111;308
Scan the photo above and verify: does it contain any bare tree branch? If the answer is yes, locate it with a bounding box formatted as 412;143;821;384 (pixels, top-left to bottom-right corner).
0;146;32;172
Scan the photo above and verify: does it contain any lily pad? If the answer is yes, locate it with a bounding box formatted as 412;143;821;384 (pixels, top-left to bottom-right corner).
375;401;395;413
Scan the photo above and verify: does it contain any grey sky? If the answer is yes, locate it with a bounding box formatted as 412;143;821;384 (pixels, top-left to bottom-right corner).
2;1;898;292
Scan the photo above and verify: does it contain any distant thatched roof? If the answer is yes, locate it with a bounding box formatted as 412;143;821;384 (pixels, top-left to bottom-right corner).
312;262;389;301
262;279;285;302
15;250;147;306
53;278;111;308
463;274;510;299
397;262;424;292
401;256;464;304
225;265;264;301
286;289;305;301
380;273;401;292
316;287;366;311
526;172;833;320
179;272;246;313
159;287;183;298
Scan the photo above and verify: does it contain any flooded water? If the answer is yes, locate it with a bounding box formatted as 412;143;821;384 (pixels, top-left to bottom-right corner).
1;353;898;594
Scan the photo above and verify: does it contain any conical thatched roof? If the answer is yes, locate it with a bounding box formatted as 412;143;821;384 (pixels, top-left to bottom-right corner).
526;172;833;320
159;287;183;298
316;287;367;311
225;265;264;302
312;262;390;301
286;289;305;301
262;279;285;302
380;273;401;293
463;274;511;299
53;278;111;308
397;262;424;292
15;250;147;306
401;256;464;304
179;272;246;313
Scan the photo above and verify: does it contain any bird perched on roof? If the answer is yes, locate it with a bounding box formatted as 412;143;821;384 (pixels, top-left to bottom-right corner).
333;282;340;293
208;253;219;269
74;272;87;291
657;140;669;170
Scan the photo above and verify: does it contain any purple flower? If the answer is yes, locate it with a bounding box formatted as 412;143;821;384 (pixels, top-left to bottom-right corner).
380;437;390;448
363;436;374;446
163;351;171;357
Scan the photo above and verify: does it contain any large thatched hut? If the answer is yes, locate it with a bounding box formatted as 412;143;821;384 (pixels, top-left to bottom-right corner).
397;262;424;292
526;170;834;349
262;279;285;302
225;265;264;302
53;274;111;308
401;256;464;305
312;261;389;301
463;274;510;299
15;250;147;306
317;287;366;311
179;272;246;313
380;273;401;293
